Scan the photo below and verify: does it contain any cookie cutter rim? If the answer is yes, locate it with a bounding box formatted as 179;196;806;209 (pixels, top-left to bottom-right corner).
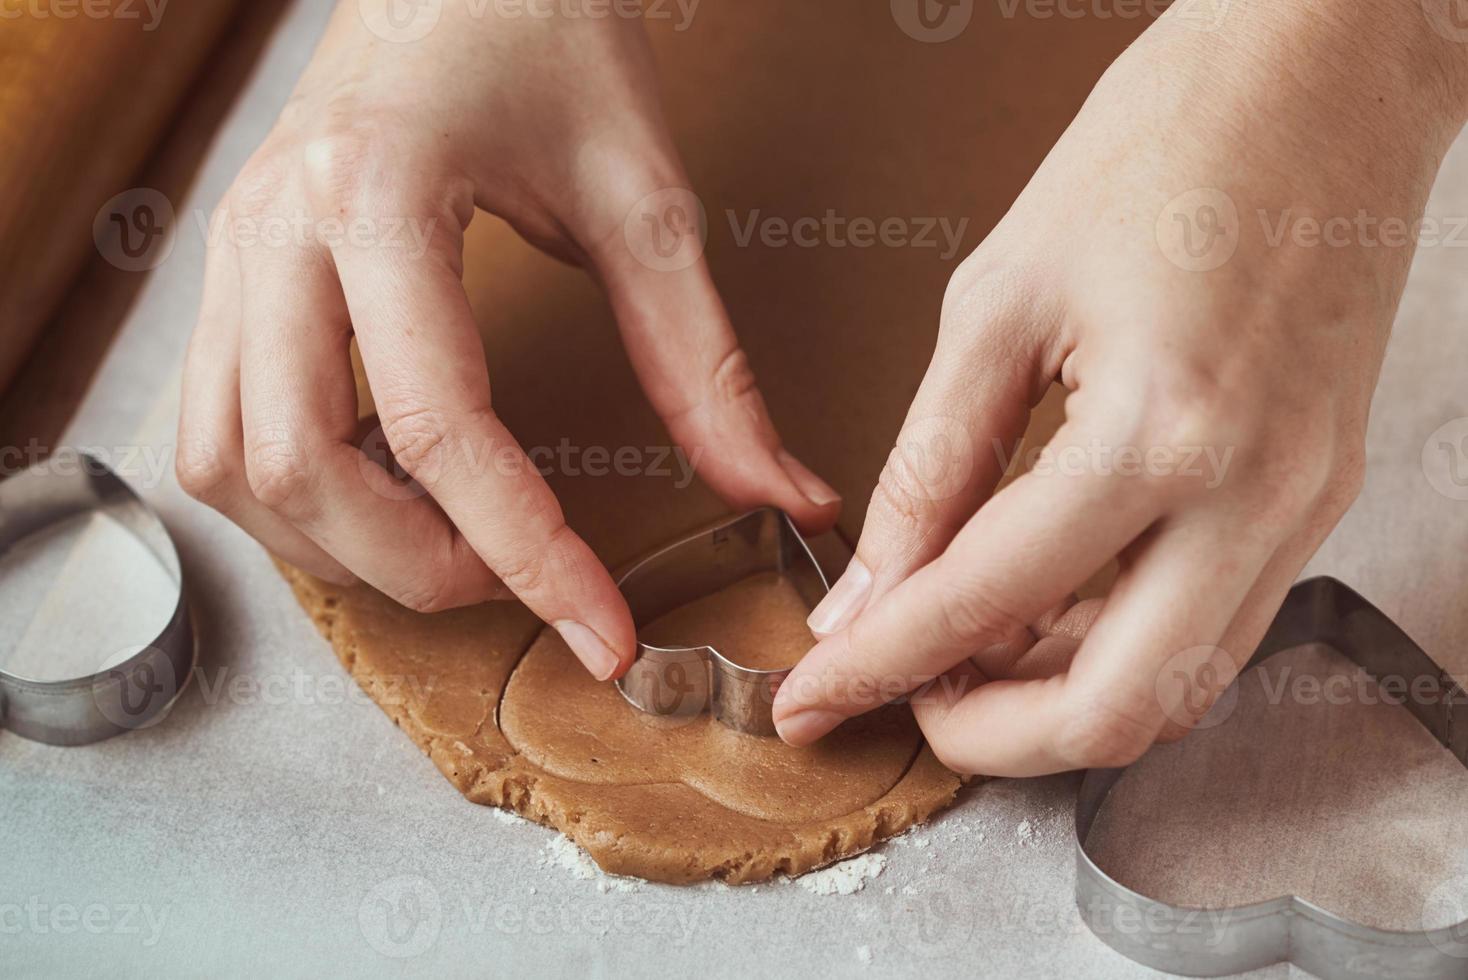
614;507;829;736
0;450;195;746
1075;576;1468;979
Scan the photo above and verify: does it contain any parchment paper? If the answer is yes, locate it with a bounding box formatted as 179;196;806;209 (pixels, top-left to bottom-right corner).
2;2;1467;978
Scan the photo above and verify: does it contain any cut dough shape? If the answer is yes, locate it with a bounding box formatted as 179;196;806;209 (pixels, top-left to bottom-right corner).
501;569;917;823
637;570;816;671
278;533;963;884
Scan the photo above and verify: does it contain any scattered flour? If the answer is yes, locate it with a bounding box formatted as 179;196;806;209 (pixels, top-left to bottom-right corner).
797;853;887;896
901;884;918;897
490;807;532;827
883;885;896;896
537;836;642;892
855;945;874;965
1016;820;1036;846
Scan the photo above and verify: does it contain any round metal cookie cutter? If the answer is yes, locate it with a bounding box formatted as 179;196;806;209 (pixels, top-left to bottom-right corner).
614;508;829;736
0;451;194;745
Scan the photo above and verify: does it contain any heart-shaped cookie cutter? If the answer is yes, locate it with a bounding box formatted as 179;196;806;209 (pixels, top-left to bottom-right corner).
615;508;829;736
0;451;195;745
1075;576;1468;979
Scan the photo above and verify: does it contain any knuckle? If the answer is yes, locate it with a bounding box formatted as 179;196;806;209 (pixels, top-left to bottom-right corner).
394;575;454;615
930;575;1027;649
496;522;575;599
871;453;941;531
229;157;293;220
244;434;314;512
939;253;1023;334
176;434;235;503
301;124;377;213
1134;366;1240;449
873;418;975;517
708;346;762;410
496;549;548;597
1056;699;1158;769
379;405;473;480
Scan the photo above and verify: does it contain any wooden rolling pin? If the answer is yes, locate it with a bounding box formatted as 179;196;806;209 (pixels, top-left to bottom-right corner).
0;3;239;395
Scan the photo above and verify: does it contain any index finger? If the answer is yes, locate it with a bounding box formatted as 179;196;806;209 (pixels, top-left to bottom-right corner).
771;433;1161;745
323;189;635;680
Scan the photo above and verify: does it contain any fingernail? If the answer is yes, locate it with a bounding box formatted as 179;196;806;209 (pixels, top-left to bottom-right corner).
777;449;841;508
554;621;621;681
775;709;846;746
807;558;872;637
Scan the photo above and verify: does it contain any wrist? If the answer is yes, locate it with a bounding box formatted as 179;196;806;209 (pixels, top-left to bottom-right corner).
1132;0;1468;187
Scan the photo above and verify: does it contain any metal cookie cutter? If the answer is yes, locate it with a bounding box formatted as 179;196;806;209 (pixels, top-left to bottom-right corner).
1076;576;1468;980
615;508;829;736
0;451;194;746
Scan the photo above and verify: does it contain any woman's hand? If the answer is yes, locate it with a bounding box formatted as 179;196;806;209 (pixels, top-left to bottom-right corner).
773;0;1468;774
177;2;839;680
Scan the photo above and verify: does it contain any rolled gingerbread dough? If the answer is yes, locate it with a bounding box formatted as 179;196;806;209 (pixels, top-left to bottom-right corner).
280;543;961;884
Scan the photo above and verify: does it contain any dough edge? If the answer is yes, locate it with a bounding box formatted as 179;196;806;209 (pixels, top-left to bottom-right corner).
278;561;969;884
